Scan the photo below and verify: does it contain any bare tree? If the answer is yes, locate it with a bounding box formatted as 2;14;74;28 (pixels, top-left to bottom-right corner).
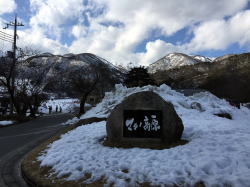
0;53;18;114
15;57;49;116
68;65;100;115
0;47;45;116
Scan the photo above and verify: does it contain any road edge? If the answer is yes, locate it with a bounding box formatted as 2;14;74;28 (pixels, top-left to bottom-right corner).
20;117;107;187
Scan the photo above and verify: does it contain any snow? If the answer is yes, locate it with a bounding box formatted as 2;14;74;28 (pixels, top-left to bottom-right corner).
0;120;14;126
192;55;212;62
148;53;199;73
39;98;81;114
38;84;250;186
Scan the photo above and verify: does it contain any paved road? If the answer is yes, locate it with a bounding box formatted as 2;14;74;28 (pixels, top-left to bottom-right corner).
0;113;73;187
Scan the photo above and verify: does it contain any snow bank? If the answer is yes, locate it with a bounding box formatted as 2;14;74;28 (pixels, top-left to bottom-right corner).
38;84;250;186
81;84;235;121
39;98;81;114
0;120;14;126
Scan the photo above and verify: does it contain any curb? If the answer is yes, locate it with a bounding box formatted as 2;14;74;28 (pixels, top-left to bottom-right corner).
20;117;107;187
21;162;37;187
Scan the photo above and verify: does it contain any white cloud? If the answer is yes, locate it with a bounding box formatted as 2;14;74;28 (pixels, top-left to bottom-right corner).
30;0;85;26
0;0;16;15
29;0;85;40
2;0;250;66
71;25;87;38
136;40;185;66
18;28;69;54
186;10;250;52
93;0;249;52
68;0;250;66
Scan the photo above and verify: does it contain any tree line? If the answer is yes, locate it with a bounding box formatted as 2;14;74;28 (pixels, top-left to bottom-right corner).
0;48;156;118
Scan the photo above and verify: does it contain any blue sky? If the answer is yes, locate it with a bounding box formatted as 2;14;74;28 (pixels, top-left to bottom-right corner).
0;0;250;66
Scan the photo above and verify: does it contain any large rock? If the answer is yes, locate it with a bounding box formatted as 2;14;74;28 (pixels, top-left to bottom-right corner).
106;91;184;147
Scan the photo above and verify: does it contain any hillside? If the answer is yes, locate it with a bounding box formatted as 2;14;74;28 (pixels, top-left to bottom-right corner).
148;53;212;73
26;53;126;96
151;52;250;102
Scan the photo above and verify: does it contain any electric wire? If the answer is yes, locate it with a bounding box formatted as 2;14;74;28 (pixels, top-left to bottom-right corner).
0;36;13;43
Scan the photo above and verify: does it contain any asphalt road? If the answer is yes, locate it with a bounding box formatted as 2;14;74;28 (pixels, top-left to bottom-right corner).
0;113;73;187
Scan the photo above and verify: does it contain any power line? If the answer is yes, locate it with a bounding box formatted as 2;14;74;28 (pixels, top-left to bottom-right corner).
3;15;24;52
0;36;13;43
0;37;14;43
0;35;14;42
0;30;13;43
3;15;24;56
0;30;12;37
0;33;13;40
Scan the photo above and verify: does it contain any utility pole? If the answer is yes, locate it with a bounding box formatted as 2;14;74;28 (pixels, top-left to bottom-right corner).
3;14;24;114
4;14;24;62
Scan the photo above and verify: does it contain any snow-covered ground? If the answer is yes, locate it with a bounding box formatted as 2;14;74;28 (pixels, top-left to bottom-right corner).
38;84;250;186
0;120;14;126
39;98;81;114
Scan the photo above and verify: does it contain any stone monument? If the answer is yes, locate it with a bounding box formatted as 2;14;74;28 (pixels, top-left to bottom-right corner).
106;91;184;147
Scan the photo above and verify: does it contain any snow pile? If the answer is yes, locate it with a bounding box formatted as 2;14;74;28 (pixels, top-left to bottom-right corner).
81;84;234;120
39;98;80;114
38;84;250;186
0;120;14;126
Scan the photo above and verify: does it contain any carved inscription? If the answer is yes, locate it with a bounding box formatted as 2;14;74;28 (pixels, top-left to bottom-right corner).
123;110;162;138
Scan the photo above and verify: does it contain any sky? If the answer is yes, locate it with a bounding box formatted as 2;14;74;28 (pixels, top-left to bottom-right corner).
0;0;250;66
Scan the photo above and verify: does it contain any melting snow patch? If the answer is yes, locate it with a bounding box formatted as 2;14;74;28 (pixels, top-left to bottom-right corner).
38;84;250;186
0;120;14;126
39;98;80;114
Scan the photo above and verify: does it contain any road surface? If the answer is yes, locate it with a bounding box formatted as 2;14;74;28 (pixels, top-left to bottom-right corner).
0;113;73;187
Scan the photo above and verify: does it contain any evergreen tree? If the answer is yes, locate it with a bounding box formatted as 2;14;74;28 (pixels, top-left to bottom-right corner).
124;66;156;88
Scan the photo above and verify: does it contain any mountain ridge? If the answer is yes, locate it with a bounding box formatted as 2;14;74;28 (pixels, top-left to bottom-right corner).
151;52;250;102
148;52;212;73
26;52;126;96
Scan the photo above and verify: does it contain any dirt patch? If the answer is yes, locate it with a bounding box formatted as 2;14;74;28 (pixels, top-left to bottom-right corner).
214;113;232;119
73;117;107;128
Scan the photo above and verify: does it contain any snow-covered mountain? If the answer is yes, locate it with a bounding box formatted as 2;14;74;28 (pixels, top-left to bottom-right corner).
151;52;250;103
27;53;126;95
148;53;212;73
35;52;125;73
192;55;212;62
30;53;125;77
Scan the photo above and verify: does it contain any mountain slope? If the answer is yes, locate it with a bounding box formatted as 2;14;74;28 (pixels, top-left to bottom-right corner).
148;53;211;73
151;52;250;102
26;53;126;96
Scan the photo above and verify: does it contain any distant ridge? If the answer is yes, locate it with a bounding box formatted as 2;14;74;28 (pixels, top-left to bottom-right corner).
148;53;212;73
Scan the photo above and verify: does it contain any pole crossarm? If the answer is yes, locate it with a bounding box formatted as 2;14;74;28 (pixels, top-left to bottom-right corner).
2;15;24;55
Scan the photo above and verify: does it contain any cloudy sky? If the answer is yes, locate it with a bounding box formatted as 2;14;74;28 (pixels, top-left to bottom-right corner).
0;0;250;66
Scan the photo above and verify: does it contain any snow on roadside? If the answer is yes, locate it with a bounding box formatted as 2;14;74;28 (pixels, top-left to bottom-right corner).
38;84;250;186
0;120;14;126
39;98;81;114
